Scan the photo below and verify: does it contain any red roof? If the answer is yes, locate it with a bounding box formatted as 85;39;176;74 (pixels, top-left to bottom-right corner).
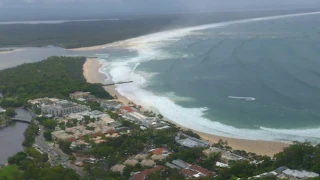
190;165;214;176
120;106;134;113
133;166;164;180
133;173;146;180
141;166;164;175
152;148;165;155
106;129;116;135
181;169;197;177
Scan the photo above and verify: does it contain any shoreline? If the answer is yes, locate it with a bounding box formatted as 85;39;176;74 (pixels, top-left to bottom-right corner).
0;49;23;54
83;58;290;157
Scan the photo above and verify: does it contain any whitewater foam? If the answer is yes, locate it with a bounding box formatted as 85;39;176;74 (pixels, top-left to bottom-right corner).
98;11;320;143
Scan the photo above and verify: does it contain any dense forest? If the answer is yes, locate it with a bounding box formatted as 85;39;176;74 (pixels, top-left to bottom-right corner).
0;9;312;49
0;56;111;107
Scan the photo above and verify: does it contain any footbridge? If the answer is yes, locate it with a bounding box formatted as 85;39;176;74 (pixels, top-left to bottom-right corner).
10;117;31;124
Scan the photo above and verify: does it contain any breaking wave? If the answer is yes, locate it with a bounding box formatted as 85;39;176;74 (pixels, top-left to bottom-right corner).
97;11;320;143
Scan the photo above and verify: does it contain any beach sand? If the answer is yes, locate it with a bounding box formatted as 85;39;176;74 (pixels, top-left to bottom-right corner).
83;58;132;106
0;49;23;54
83;58;290;157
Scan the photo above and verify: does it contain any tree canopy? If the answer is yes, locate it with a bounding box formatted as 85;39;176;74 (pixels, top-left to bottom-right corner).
0;56;112;107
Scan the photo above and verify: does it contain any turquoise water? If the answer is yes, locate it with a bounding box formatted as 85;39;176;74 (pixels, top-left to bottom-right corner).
1;12;319;142
99;12;320;142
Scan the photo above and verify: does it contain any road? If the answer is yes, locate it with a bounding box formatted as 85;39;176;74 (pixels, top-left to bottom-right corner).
34;124;86;177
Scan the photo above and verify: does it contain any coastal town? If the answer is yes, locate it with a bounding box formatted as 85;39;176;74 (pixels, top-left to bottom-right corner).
1;89;317;180
0;56;319;180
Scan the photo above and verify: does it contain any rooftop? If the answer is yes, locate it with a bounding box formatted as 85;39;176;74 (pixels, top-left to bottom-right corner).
283;169;319;178
172;159;190;169
151;148;166;155
181;169;197;177
190;164;214;176
176;137;209;148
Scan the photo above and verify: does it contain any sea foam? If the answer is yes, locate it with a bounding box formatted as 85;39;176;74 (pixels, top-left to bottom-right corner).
98;11;320;143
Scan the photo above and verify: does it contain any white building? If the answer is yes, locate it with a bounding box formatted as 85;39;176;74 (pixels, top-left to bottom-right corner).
282;169;319;179
127;112;161;128
41;100;89;116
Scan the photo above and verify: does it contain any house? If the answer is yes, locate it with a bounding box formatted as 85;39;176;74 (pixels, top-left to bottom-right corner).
74;162;83;167
119;106;134;114
181;169;197;178
132;166;164;180
172;159;190;169
165;162;180;169
171;159;215;178
282;169;319;179
51;130;76;142
190;165;214;177
204;147;245;162
151;148;166;155
175;133;209;148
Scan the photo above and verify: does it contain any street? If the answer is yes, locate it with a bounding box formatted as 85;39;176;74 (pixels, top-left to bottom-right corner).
34;124;86;177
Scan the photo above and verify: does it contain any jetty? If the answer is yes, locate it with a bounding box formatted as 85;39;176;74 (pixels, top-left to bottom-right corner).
102;81;133;86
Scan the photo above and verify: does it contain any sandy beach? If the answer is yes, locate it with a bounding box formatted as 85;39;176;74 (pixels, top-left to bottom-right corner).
83;58;132;106
72;44;108;51
83;58;290;157
0;49;23;54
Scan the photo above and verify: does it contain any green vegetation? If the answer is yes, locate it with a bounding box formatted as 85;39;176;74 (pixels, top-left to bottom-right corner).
274;142;320;173
0;10;306;49
0;165;23;180
0;98;22;108
42;119;57;130
24;147;49;164
7;152;28;166
58;141;73;155
0;56;112;107
0;18;179;48
43;130;53;141
22;122;39;147
4;107;15;117
5;132;80;180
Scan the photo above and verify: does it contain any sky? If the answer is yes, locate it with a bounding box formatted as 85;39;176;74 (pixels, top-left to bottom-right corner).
0;0;320;21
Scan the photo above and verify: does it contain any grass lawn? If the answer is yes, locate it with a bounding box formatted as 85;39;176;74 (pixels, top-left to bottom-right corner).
0;165;19;179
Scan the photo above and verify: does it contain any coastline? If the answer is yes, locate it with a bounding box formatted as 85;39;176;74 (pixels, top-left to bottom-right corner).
0;49;23;54
83;58;290;157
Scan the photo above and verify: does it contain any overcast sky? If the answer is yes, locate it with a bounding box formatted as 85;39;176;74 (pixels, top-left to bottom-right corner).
0;0;320;21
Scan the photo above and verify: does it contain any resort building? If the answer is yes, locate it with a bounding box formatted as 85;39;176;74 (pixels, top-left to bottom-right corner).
41;100;89;116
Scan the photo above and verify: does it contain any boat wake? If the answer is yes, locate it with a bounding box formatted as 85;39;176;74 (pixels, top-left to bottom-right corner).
228;96;256;101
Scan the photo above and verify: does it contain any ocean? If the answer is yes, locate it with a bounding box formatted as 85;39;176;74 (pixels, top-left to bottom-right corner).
97;12;320;143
